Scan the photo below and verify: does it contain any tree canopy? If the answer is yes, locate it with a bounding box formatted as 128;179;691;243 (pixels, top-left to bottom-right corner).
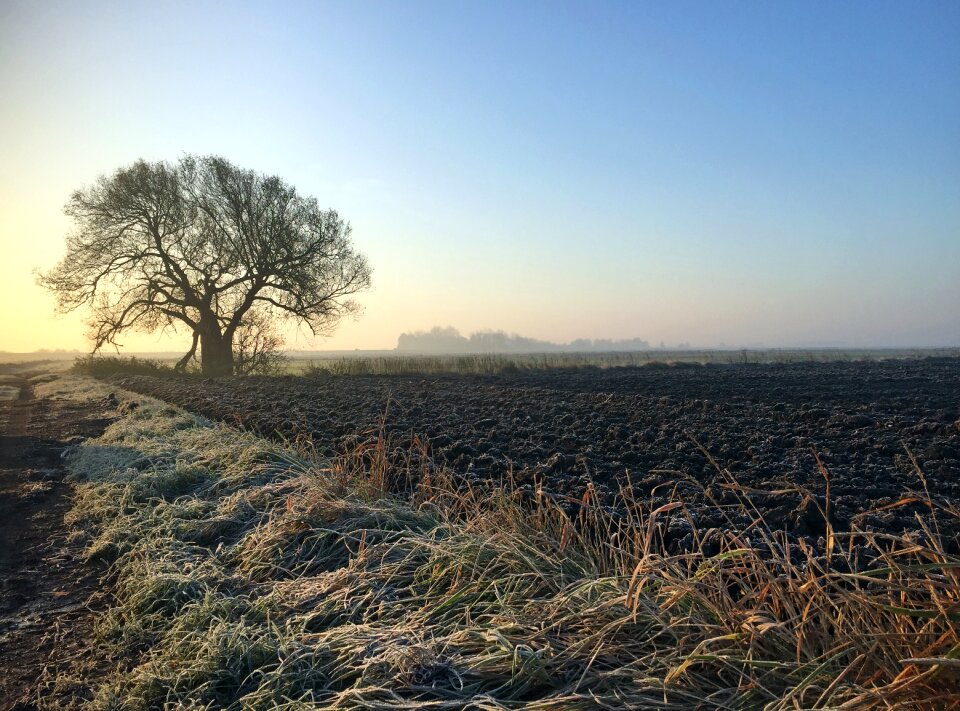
39;155;372;375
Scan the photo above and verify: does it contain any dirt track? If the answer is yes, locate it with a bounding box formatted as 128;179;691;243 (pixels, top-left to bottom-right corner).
111;357;960;550
0;369;114;710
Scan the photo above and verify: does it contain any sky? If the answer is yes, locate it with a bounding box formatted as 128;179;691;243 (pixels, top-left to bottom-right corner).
1;0;958;353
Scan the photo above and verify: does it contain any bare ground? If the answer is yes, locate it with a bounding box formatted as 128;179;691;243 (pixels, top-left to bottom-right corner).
0;367;115;710
110;357;960;549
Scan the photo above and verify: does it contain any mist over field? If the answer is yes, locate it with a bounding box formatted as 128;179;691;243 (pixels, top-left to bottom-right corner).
396;326;654;353
2;2;959;354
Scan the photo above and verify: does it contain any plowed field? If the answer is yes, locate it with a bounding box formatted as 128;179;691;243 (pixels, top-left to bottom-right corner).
111;357;960;549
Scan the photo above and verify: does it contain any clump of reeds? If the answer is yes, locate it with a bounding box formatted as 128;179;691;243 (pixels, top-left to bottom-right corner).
59;382;960;710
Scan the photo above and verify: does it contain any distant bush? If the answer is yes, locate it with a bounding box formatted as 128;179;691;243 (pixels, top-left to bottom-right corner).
72;355;173;378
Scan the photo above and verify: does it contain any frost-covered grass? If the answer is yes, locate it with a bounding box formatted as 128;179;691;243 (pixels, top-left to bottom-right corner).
60;378;960;710
34;373;119;402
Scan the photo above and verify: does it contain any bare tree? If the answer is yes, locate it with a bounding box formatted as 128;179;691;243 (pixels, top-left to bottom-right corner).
38;155;372;375
233;307;288;375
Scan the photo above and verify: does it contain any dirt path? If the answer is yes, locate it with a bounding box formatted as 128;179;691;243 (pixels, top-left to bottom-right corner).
0;371;115;710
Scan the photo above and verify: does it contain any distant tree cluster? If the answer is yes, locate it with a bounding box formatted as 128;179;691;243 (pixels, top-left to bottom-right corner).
396;327;651;353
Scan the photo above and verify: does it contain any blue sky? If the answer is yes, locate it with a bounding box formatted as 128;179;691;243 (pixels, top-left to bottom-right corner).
1;0;957;350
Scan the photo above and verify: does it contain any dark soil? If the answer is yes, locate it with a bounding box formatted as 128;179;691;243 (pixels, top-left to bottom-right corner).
111;357;960;549
0;367;115;710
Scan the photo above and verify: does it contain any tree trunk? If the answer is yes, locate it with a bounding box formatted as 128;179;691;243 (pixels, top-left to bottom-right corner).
174;331;200;372
199;326;234;376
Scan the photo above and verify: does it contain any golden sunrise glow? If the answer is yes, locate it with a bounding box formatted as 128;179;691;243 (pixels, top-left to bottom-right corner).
1;2;958;355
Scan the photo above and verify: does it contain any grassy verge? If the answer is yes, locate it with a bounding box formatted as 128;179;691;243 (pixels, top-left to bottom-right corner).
300;349;960;377
303;352;695;375
55;376;960;709
66;349;960;378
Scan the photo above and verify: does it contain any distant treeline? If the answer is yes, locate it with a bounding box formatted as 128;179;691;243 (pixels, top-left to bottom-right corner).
396;326;652;353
